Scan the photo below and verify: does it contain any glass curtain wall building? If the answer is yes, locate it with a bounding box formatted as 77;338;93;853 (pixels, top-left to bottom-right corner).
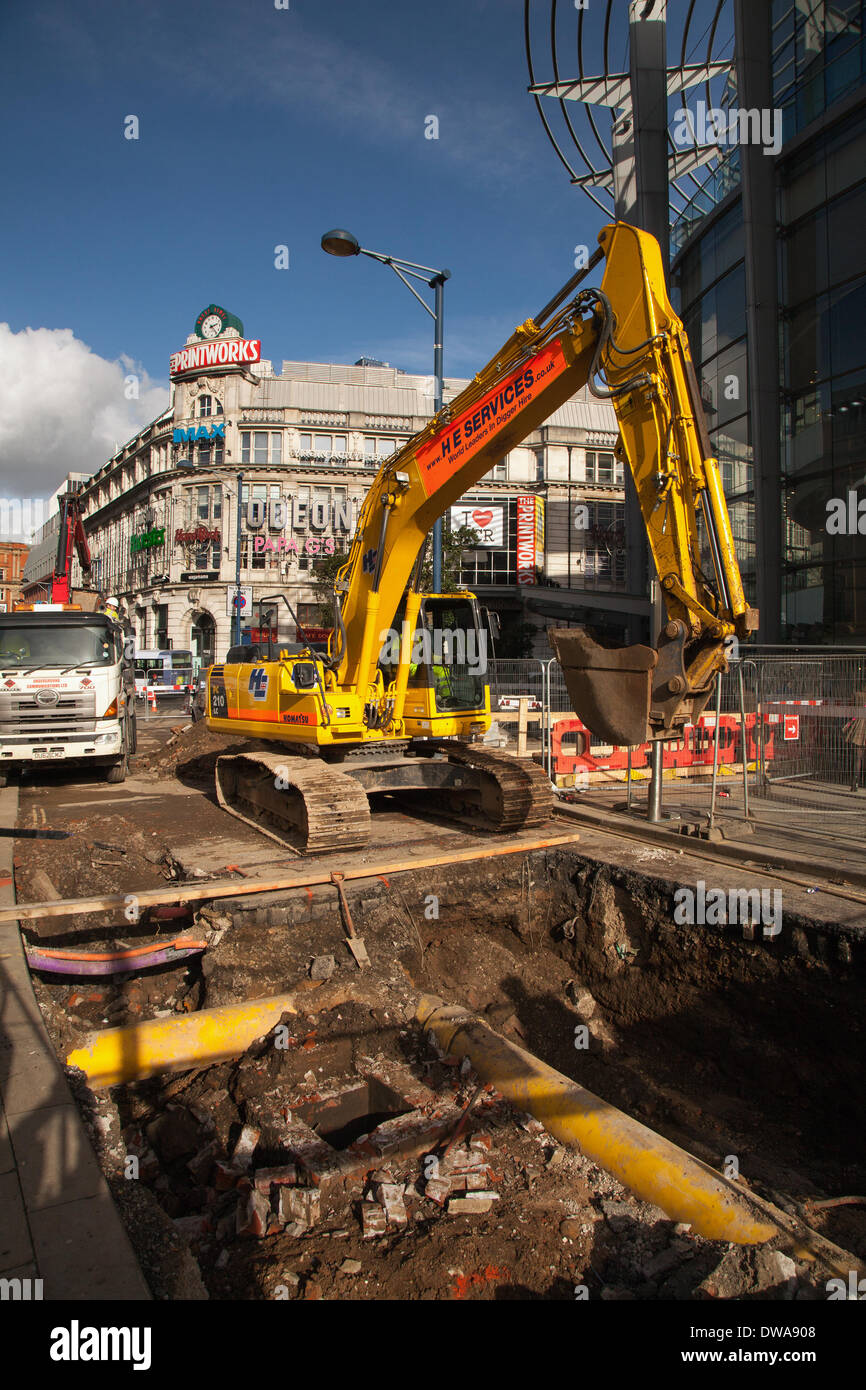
671;0;866;643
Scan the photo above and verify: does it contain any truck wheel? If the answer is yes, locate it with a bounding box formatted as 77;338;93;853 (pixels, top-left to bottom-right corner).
104;733;128;783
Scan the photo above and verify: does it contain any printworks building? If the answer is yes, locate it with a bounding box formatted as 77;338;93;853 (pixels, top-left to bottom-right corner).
78;306;624;667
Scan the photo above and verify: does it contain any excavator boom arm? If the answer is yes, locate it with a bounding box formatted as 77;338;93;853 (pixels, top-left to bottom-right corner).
329;222;755;733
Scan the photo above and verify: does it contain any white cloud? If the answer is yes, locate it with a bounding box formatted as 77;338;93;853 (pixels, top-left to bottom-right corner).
0;323;168;532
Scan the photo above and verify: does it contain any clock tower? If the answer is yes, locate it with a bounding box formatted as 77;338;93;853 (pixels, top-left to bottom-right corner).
194;305;245;340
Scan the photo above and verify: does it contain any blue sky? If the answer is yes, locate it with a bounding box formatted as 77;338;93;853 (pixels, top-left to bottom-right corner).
0;0;733;501
0;0;607;381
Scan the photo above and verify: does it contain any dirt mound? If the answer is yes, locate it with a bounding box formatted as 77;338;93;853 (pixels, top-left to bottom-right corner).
140;720;276;782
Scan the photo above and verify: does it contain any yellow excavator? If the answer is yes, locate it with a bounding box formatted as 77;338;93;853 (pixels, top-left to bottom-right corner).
206;222;757;852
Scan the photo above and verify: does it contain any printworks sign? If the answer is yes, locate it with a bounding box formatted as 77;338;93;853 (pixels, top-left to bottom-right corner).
170;340;261;376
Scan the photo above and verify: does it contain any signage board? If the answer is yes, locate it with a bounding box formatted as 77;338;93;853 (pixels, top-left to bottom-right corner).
449;504;505;548
414;337;570;497
131;527;165;554
170;339;261;376
227;586;253;617
516;494;543;584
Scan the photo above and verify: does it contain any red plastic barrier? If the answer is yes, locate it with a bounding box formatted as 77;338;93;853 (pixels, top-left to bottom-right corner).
549;709;776;779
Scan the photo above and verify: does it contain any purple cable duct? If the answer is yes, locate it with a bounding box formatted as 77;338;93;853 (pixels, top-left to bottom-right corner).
25;944;206;977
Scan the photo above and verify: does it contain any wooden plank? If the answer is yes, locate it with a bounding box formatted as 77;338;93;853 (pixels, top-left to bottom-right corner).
0;833;580;923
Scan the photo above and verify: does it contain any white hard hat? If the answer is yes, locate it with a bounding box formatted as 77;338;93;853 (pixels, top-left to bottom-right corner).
104;596;119;609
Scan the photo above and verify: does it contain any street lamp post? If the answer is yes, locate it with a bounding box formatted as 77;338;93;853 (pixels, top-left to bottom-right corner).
321;229;450;591
234;471;244;646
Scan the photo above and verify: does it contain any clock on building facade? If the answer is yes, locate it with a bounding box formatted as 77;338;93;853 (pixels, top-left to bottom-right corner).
194;305;245;340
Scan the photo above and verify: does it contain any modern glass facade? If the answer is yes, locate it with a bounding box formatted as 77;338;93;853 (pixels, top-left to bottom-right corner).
672;1;866;643
779;103;866;639
674;200;757;603
773;0;866;141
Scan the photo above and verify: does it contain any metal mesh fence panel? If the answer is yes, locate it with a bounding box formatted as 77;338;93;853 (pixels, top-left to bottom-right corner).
543;651;866;848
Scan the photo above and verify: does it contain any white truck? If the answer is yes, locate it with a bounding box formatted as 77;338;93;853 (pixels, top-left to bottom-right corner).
0;607;136;786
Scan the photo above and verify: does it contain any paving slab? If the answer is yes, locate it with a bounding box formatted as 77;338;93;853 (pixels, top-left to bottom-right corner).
0;1169;33;1273
0;1109;13;1174
0;784;151;1298
29;1192;151;1300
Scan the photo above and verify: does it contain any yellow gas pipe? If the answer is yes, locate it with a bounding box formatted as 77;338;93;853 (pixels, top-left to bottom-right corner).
416;995;778;1245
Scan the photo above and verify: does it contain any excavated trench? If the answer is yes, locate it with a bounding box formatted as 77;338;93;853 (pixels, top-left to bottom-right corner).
41;842;865;1298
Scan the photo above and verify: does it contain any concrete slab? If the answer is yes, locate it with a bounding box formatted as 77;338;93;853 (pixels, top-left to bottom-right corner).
0;1020;70;1116
10;1103;106;1211
29;1192;151;1300
0;1168;33;1272
0;1107;14;1174
0;783;151;1297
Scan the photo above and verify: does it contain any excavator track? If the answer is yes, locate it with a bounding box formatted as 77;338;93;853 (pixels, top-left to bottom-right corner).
214;743;552;855
427;741;553;832
215;752;371;854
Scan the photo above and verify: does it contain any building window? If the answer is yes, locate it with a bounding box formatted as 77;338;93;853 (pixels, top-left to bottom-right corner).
200;396;212;417
586;450;616;483
156;605;169;648
240;431;281;466
364;437;397;467
198;441;224;467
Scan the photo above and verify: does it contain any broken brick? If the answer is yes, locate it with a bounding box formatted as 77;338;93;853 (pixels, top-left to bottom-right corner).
236;1189;270;1238
447;1193;498;1216
253;1164;298;1193
423;1177;452;1206
186;1139;221;1183
378;1183;408;1227
362;1203;388;1239
231;1124;261;1170
213;1160;244;1191
278;1186;321;1230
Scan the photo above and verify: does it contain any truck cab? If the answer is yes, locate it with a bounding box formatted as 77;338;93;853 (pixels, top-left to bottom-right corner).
0;608;134;784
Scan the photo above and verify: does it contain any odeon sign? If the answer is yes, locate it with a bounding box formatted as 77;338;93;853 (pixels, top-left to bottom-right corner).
169;339;261;376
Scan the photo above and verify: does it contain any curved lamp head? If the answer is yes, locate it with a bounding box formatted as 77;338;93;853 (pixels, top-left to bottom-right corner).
321;228;361;258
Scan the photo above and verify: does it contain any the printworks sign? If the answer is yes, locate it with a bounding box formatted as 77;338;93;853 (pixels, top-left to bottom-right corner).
516;494;544;584
169;340;261;376
130;527;165;554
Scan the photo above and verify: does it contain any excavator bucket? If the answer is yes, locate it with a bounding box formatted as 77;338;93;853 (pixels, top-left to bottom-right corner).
548;627;657;747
